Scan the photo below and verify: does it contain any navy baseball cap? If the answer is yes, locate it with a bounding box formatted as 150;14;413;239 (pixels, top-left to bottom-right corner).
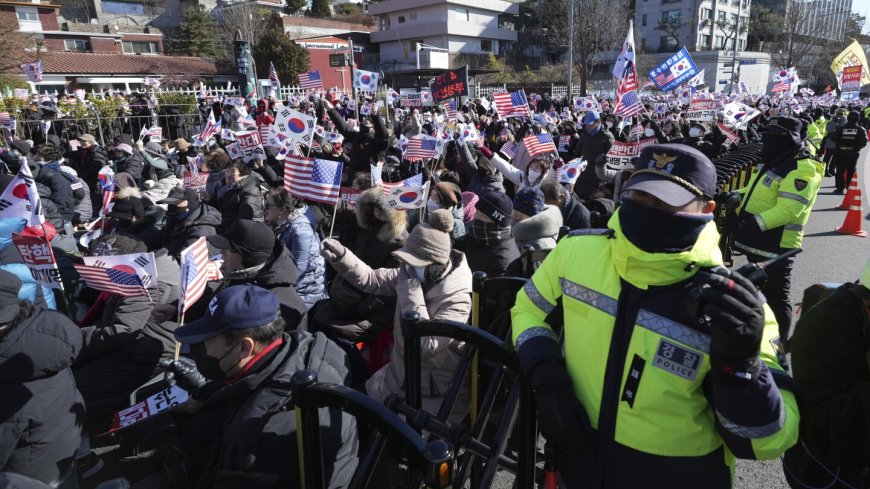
583;110;600;125
623;143;717;207
174;284;280;344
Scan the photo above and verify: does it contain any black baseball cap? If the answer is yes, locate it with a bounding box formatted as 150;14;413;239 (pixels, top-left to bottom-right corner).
158;187;199;206
623;143;717;207
174;284;280;343
765;116;802;145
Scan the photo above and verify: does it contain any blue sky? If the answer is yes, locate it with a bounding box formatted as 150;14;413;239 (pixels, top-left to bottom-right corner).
854;0;870;19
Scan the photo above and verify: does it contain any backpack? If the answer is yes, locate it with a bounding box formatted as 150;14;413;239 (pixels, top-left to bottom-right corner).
799;282;870;336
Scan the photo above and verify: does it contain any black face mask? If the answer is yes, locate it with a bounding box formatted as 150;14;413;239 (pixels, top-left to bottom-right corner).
188;340;241;380
760;134;798;160
619;197;713;254
359;124;372;135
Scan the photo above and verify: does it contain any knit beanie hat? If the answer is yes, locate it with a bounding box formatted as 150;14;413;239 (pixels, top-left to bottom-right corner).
392;209;454;266
512;187;545;217
476;191;513;227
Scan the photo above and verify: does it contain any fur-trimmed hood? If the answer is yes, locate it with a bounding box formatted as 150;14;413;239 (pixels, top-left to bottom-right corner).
115;186;142;199
355;187;407;242
512;205;563;250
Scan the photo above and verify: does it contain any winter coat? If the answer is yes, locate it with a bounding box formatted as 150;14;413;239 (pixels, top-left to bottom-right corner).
161;203;222;258
787;283;870;487
170;331;358;489
511;205;563;253
69;145;108;198
560;191;591;230
0;305;84;484
218;242;308;330
490;153;551;193
455;230;520;277
453;142;505;196
216;174;265;231
574;128;615;200
34;181;64;231
59;166;92;223
327;108;390;175
114;152;144;182
316;189;407;341
275;208;326;310
78;251;180;364
329;249;472;421
0;218;56;310
142;174;181;210
34;162;75;222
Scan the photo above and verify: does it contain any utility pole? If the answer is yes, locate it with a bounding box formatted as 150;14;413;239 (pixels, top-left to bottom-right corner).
729;0;742;95
567;0;574;94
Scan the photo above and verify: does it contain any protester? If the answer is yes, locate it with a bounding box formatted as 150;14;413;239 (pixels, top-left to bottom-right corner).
158;186;222;258
456;190;519;276
159;284;358;488
215;160;265;230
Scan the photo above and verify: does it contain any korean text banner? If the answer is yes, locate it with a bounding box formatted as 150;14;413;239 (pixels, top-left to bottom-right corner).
647;47;698;92
831;40;870;88
431;67;469;103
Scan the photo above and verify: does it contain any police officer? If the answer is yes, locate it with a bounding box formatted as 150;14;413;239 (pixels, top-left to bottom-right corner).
806;108;827;156
733;116;821;340
512;144;799;488
830;110;867;194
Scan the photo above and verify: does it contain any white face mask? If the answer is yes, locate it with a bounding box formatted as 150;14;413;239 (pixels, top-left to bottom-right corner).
644;128;655;137
427;199;440;212
605;121;614;128
527;170;542;183
688;127;703;138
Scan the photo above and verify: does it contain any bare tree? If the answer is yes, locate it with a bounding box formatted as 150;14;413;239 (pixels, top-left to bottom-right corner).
656;13;690;51
214;1;272;50
748;0;814;69
714;15;747;52
537;0;629;95
0;16;37;73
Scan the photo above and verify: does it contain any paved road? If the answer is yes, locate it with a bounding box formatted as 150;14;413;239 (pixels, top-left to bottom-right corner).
734;147;870;489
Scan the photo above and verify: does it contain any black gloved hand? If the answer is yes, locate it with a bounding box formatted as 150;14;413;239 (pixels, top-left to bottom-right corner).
159;357;208;395
697;271;766;381
525;354;594;458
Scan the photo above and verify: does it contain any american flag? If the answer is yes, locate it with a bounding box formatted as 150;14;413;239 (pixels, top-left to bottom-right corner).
0;112;12;125
283;155;343;204
493;90;529;118
99;168;115;218
404;135;439;161
298;71;322;90
382;172;423;192
258;125;271;144
269;61;280;90
444;100;457;121
73;263;150;298
199;110;221;142
615;89;643;117
771;81;791;93
642;80;655;89
522;133;557;157
654;71;674;87
178;237;210;315
500;141;518;159
499;127;511;139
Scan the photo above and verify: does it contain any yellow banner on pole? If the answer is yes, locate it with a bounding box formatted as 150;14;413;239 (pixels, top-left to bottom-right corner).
830;39;870;87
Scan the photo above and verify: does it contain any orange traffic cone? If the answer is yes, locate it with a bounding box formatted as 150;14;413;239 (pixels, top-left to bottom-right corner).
838;173;859;209
836;189;867;237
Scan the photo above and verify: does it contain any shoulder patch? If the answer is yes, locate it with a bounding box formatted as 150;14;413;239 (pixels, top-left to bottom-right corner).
567;228;615;238
794;179;808;191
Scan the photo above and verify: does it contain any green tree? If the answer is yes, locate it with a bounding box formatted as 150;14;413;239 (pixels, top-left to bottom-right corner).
252;25;309;85
309;0;331;18
171;5;223;59
285;0;306;15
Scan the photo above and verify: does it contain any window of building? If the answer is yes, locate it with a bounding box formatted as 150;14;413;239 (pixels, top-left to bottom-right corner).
481;39;492;52
398;15;405;23
381;16;390;29
642;14;647;26
103;1;145;15
699;34;711;48
661;10;681;23
122;40;159;54
455;8;469;21
726;38;734;49
64;39;88;51
730;13;738;24
16;8;38;21
660;36;678;51
717;10;726;21
701;8;712;20
714;35;724;49
409;13;417;20
662;0;680;4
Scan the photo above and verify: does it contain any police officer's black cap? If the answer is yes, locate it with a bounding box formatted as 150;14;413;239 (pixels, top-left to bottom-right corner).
623;144;717;207
766;116;802;145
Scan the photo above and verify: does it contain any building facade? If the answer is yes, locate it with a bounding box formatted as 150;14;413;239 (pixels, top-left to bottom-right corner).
634;0;751;54
755;0;852;43
367;0;519;73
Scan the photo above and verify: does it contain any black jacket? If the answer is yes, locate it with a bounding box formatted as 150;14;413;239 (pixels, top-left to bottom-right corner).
216;174;264;231
170;331;358;489
327;108;389;176
35;163;75;222
69;145;108;196
115;151;144;181
0;306;84;484
456;232;520;277
561;192;591;230
573;128;615;200
787;283;870;488
161;203;222;258
221;242;308;330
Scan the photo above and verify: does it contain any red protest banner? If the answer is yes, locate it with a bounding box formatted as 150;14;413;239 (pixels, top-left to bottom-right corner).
842;65;862;92
432;67;469;103
183;171;210;190
12;232;63;289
